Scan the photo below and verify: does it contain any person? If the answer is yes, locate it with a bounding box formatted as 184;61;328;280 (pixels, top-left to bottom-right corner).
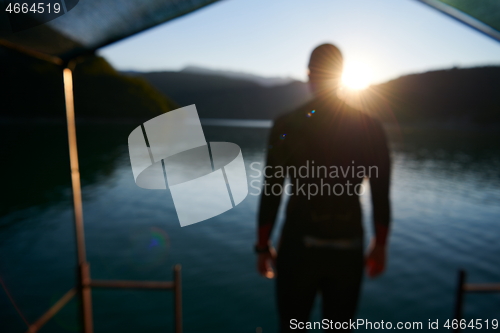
254;43;391;332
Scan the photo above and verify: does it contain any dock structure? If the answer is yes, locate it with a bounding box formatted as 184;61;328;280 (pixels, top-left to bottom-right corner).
20;62;183;333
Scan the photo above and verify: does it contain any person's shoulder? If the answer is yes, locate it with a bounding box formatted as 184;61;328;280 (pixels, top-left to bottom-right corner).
342;103;383;129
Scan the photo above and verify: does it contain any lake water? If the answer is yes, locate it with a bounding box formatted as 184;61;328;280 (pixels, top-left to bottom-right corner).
1;121;500;332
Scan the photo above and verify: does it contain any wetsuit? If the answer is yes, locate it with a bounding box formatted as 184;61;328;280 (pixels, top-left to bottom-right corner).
257;96;391;332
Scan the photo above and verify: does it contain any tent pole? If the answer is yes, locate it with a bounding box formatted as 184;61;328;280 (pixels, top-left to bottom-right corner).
63;65;94;333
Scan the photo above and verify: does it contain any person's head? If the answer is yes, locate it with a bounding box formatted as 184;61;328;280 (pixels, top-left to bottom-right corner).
308;43;343;98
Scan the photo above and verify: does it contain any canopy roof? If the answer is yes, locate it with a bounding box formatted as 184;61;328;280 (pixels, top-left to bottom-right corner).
0;0;498;65
418;0;500;42
0;0;219;63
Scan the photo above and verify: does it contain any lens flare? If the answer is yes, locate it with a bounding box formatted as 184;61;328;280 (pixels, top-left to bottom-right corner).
128;226;170;270
341;62;372;90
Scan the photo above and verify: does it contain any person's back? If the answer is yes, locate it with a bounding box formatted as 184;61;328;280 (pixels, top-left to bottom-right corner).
254;44;391;332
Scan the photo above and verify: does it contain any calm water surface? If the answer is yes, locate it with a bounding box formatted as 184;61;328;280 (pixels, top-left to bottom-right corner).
1;121;500;332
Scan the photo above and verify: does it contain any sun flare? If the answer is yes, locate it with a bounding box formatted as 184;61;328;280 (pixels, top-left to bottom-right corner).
341;62;372;90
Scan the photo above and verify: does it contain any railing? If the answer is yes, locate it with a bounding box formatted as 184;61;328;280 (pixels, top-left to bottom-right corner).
453;269;500;332
25;264;182;333
20;63;183;333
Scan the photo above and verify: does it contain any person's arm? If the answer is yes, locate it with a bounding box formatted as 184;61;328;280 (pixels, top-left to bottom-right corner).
366;119;391;277
256;121;287;278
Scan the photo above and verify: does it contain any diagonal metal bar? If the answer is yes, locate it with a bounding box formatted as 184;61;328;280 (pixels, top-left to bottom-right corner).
25;288;77;333
0;39;64;65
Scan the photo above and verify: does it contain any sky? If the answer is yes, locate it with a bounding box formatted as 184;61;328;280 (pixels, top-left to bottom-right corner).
99;0;500;85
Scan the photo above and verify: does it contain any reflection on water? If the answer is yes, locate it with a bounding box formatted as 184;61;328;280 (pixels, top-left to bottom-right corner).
0;121;137;219
1;122;500;332
200;118;273;128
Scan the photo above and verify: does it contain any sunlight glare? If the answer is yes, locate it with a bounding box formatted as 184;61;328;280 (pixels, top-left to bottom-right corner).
341;62;372;90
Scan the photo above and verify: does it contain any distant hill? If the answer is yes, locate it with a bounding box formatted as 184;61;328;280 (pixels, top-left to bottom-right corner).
0;48;178;119
136;65;500;124
180;65;295;87
136;70;312;119
3;48;499;126
360;66;500;124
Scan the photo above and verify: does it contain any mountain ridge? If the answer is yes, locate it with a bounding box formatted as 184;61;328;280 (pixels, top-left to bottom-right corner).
2;48;499;125
135;65;500;124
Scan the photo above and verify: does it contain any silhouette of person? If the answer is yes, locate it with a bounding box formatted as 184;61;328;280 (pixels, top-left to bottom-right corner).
254;44;391;332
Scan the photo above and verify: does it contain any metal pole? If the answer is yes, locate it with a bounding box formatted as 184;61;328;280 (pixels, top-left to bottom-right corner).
91;280;174;289
464;283;500;292
453;270;466;333
174;265;182;333
63;66;94;333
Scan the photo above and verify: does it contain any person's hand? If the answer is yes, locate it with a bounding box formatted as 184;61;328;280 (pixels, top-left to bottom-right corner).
366;239;387;278
257;246;277;279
